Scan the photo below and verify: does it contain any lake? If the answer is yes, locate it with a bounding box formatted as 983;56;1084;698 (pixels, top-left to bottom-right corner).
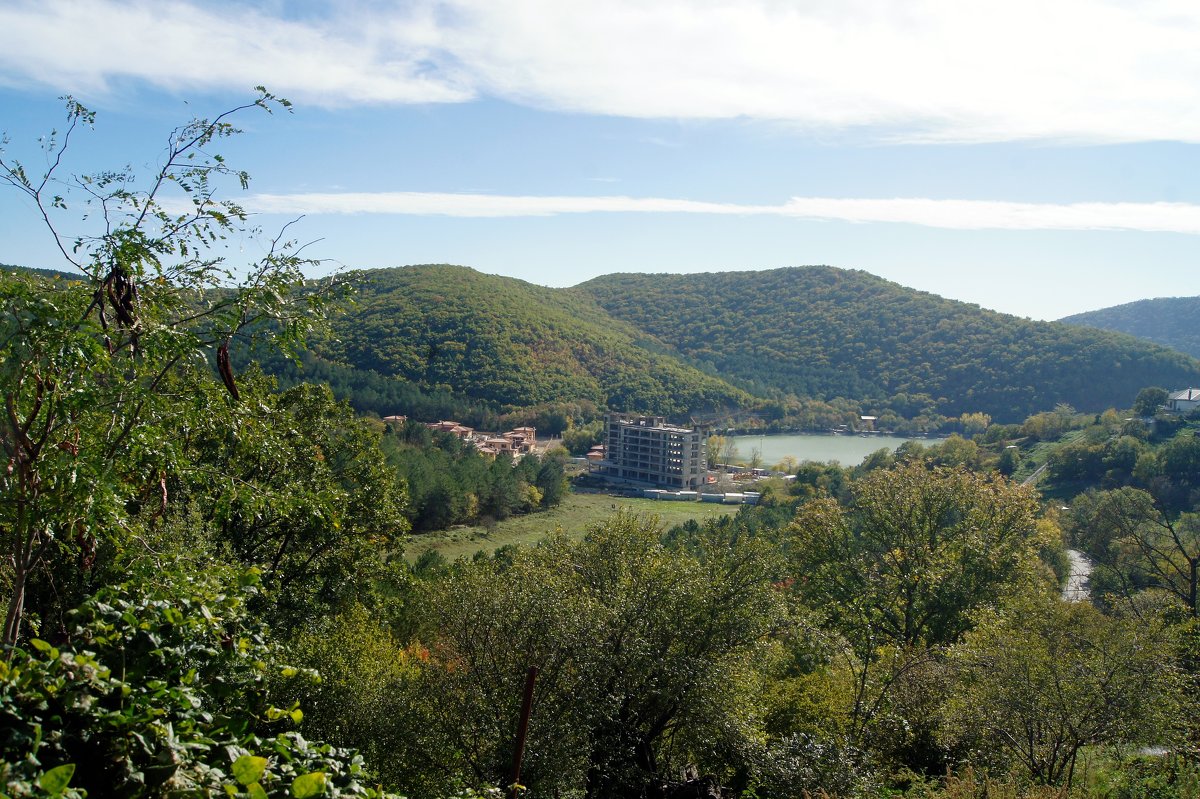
726;433;927;466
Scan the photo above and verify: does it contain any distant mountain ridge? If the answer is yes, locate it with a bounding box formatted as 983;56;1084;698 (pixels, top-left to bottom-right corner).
10;261;1199;424
320;265;752;416
574;267;1200;422
1060;296;1200;360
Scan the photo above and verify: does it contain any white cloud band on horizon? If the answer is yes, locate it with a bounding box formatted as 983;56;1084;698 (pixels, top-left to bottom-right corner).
5;0;1200;143
244;191;1200;235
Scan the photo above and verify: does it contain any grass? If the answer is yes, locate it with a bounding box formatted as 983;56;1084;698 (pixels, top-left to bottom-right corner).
404;491;742;562
1013;429;1087;484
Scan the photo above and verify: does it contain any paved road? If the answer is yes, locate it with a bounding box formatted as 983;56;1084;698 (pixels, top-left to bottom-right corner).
1062;548;1093;602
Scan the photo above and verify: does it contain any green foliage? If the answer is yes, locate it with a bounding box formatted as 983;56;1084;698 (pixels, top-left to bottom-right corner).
943;594;1187;787
281;604;422;790
561;419;604;455
578;267;1200;423
396;513;785;798
381;421;565;532
1134;386;1171;416
0;94;342;648
257;347;502;428
1063;296;1200;360
316;265;752;416
174;377;410;628
1066;488;1200;615
788;461;1047;650
0;564;393;798
1080;753;1200;799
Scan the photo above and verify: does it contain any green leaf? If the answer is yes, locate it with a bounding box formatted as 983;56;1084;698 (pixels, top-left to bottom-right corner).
248;783;268;799
232;754;268;786
291;772;327;798
37;763;76;794
30;638;52;653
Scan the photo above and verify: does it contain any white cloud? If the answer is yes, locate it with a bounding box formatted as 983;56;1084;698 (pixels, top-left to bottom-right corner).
0;0;471;105
443;0;1200;142
244;190;1200;234
5;0;1200;141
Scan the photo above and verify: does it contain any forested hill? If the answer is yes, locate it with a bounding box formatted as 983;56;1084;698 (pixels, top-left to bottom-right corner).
1060;296;1200;359
319;264;752;415
575;266;1200;423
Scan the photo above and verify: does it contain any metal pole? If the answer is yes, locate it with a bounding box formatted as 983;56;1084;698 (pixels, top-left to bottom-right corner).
509;665;539;799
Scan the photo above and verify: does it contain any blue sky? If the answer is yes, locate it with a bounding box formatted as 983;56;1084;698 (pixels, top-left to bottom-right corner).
2;0;1199;320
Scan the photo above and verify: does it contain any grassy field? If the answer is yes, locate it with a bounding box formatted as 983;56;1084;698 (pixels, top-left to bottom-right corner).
404;491;742;562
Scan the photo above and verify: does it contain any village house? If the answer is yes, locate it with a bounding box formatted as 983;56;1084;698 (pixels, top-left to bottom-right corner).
425;420;474;440
1168;388;1200;414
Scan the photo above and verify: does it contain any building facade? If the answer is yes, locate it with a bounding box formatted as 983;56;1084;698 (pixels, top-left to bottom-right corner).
1168;388;1200;414
601;414;705;489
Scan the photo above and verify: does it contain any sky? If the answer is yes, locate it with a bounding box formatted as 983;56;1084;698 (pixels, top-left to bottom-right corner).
2;0;1199;320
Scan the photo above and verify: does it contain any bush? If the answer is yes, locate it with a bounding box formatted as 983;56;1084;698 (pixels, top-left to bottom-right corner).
0;564;393;798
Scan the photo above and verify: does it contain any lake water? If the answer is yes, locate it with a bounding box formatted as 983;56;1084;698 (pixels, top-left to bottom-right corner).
726;433;927;466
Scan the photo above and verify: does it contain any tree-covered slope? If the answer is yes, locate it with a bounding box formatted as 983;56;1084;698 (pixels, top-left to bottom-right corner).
575;266;1200;422
1060;296;1200;359
319;264;751;415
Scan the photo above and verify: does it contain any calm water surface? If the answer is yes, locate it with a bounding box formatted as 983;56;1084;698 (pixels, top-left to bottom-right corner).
727;433;927;466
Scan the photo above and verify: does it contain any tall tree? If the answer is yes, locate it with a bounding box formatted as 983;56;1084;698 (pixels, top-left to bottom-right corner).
0;92;337;647
788;461;1046;650
785;461;1049;750
943;594;1185;788
404;513;784;798
1068;487;1200;616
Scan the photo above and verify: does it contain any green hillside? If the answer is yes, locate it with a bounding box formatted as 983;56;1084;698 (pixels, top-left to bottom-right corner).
318;264;752;415
1060;296;1200;359
576;266;1200;423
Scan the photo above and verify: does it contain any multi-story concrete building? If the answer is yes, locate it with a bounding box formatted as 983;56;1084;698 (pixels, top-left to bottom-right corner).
601;414;705;489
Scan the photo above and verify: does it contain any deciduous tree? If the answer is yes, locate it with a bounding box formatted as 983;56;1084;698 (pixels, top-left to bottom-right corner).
943;594;1185;787
0;92;339;647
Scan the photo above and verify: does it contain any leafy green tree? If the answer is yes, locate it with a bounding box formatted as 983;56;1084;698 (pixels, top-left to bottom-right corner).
996;445;1020;477
958;411;991;437
943;594;1186;788
402;513;785;798
0;92;337;647
788;461;1046;651
1157;433;1200;508
1067;488;1200;615
179;378;409;628
562;418;604;455
785;462;1049;760
1133;386;1170;416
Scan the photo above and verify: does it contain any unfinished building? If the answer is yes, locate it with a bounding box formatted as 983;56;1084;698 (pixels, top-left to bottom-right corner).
600;414;705;490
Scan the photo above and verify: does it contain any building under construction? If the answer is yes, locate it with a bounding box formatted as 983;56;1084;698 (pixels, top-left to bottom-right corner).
599;414;705;490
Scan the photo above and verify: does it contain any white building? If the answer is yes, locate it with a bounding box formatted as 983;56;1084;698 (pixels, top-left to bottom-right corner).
1168;388;1200;414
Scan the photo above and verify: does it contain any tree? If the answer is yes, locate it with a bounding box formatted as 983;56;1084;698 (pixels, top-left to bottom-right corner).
1067;488;1200;616
943;594;1185;787
1133;386;1169;417
402;513;785;798
785;462;1049;755
705;434;725;468
997;446;1020;477
958;411;991;438
0;92;339;647
788;461;1046;650
179;378;409;628
749;444;764;470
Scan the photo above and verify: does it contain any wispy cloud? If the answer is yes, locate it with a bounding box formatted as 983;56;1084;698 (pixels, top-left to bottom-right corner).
0;0;471;105
5;0;1200;142
244;191;1200;234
